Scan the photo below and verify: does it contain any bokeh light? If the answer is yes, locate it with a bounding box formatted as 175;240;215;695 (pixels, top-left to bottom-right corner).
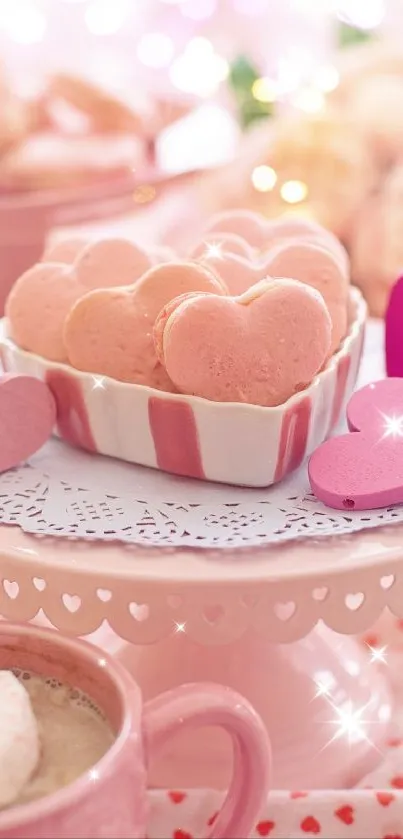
0;2;47;44
337;0;386;30
316;65;340;93
170;37;228;97
281;180;309;204
252;77;279;104
85;0;130;36
137;32;175;68
251;165;278;192
293;87;325;113
180;0;217;20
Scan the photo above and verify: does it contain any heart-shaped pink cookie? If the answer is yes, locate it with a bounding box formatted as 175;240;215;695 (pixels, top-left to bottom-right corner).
309;378;403;510
6;263;83;362
206;210;347;265
64;262;227;387
75;238;152;289
266;241;349;353
266;218;349;271
6;238;154;362
0;374;55;472
205;210;277;249
193;251;272;296
42;237;89;264
43;236;162;272
192;237;349;333
154;278;331;406
151;245;176;264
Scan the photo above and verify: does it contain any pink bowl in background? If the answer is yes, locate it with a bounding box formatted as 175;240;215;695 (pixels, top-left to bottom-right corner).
0;169;155;315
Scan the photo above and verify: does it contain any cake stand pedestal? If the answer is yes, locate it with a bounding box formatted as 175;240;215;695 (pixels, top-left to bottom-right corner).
0;518;400;791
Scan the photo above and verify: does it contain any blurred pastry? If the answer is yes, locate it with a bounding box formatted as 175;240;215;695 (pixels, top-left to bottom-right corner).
47;73;145;135
0;133;143;190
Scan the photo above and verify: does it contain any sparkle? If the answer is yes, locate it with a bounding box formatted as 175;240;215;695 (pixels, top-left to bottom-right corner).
92;376;106;391
204;242;224;260
368;644;388;665
98;658;107;668
89;768;100;781
313;675;334;699
174;621;186;634
328;699;374;746
381;414;403;439
313;666;383;754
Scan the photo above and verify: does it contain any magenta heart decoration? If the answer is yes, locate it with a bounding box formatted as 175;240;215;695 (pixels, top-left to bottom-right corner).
385;275;403;377
309;378;403;510
0;374;56;472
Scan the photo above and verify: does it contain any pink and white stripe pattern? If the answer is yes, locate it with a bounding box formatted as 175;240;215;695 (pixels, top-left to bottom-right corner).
0;288;366;488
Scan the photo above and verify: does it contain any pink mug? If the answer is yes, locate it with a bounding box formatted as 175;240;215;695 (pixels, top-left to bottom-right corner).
0;623;271;839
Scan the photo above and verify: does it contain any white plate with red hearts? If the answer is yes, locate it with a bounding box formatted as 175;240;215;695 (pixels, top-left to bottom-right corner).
0;287;366;488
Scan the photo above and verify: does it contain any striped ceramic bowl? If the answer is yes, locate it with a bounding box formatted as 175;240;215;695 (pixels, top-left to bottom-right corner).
0;287;366;488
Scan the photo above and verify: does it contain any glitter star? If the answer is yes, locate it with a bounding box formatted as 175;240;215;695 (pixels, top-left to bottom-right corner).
313;675;334;699
323;698;380;751
92;375;106;390
381;413;403;439
204;242;223;260
367;644;388;665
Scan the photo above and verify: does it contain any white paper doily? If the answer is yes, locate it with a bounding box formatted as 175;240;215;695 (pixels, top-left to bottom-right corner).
0;320;393;551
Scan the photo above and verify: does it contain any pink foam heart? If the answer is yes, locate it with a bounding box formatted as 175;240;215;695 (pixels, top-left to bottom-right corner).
309;378;403;510
0;374;55;472
155;277;331;406
65;261;227;387
385;275;403;377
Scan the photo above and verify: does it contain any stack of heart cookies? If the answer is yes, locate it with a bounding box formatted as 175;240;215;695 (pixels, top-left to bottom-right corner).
5;210;351;409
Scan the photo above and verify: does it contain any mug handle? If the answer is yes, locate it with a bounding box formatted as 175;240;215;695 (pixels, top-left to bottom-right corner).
143;682;271;839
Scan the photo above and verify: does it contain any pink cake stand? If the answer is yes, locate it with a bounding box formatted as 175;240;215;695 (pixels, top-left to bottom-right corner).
0;513;398;792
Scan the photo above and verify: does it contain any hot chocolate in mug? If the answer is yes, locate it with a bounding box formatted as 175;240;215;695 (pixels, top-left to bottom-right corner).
0;623;271;839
